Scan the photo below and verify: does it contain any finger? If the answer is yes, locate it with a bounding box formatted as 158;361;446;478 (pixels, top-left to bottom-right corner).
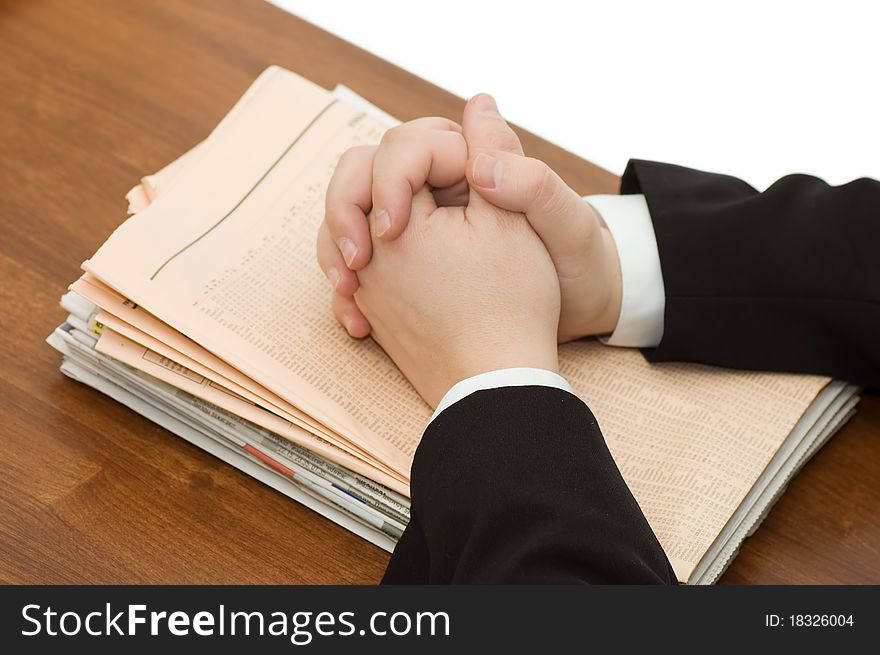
461;94;524;158
325;145;376;271
466;150;600;267
403;116;463;133
316;222;360;296
410;184;440;218
332;291;372;339
371;126;467;240
432;178;470;207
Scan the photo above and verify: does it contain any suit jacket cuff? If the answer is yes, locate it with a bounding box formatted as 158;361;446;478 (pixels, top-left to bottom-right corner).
429;368;571;424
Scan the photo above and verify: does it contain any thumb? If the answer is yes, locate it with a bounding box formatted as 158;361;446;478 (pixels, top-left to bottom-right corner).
461;94;525;157
466;150;602;268
461;94;526;216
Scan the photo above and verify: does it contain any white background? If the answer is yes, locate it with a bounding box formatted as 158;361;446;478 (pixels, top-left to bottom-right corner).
271;0;878;189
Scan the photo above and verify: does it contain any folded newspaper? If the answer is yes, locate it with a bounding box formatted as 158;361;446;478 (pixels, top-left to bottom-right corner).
47;67;860;584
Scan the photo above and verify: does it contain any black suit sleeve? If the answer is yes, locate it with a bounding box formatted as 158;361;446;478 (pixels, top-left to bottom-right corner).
621;160;880;386
382;386;677;584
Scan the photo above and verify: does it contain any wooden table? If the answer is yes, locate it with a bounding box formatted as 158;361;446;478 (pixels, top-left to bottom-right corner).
1;0;877;584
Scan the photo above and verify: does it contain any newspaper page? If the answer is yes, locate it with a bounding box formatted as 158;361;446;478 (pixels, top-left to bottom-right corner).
559;341;829;580
86;68;428;479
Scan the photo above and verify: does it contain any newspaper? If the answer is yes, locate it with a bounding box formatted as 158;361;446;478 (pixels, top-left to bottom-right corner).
48;67;860;583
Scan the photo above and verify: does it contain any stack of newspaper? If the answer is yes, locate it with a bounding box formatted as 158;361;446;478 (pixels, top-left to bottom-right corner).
48;293;407;548
47;67;860;583
47;74;409;551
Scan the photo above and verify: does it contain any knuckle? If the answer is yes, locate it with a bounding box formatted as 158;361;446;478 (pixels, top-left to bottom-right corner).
337;145;363;166
324;205;358;237
447;130;469;153
322;201;343;227
380;125;405;146
335;148;354;167
528;158;569;216
525;159;555;201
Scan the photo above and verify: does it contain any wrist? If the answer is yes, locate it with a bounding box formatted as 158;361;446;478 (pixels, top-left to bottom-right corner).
428;341;559;409
559;226;622;341
587;227;623;337
429;366;572;422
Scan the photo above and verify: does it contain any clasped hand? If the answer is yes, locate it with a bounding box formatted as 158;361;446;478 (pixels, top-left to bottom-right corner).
317;95;622;408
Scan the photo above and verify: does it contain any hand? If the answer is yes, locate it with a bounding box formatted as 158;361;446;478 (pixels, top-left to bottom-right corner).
318;117;470;338
318;97;623;343
462;95;622;342
352;163;561;409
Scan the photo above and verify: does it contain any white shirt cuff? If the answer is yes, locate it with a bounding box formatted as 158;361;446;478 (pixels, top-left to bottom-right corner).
583;194;665;348
429;367;572;424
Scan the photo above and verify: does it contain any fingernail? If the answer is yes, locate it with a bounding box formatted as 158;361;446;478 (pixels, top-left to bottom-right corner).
338;237;358;267
472;93;498;115
327;267;340;289
341;314;354;334
472;153;501;189
372;209;391;237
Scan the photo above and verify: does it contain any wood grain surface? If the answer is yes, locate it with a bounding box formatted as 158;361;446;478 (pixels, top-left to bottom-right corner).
0;0;876;584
